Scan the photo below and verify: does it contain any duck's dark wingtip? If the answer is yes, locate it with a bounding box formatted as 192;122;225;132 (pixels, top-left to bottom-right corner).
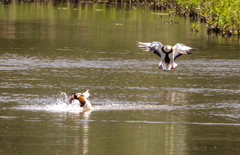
189;48;198;54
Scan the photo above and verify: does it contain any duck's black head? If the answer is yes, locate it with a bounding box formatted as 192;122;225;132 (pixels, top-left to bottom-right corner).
71;92;77;98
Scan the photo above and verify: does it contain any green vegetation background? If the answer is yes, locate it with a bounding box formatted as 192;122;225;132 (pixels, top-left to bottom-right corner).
174;0;240;36
1;0;239;36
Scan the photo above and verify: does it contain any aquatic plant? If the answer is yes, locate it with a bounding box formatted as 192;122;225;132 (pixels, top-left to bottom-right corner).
191;23;199;32
173;0;240;36
146;0;240;36
138;0;240;36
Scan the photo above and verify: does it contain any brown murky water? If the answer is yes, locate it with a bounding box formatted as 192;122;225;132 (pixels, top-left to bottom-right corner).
0;2;240;155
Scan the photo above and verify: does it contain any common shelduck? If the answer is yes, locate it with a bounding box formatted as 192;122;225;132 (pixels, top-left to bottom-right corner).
136;41;196;70
69;90;92;111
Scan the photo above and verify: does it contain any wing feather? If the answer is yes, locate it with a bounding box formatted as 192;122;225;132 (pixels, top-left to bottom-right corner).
173;43;196;59
136;41;152;52
136;41;163;58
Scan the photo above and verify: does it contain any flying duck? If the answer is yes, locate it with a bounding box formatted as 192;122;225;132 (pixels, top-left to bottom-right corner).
69;90;92;111
136;41;196;70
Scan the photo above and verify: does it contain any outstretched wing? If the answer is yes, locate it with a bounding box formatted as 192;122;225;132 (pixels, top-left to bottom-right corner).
173;43;197;59
136;41;163;58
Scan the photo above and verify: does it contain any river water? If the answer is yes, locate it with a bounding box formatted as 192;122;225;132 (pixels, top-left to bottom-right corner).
0;2;240;155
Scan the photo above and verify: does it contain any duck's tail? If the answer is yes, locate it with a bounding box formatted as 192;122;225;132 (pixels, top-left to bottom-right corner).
82;89;90;99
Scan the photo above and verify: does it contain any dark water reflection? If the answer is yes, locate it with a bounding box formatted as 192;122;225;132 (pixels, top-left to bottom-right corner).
0;2;240;155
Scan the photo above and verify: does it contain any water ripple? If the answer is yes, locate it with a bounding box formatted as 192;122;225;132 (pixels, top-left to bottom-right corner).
124;120;240;126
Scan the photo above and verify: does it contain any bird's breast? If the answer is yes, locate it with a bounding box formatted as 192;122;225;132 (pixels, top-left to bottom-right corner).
164;54;170;63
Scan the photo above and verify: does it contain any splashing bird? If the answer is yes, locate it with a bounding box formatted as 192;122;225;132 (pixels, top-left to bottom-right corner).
136;41;196;70
69;90;92;111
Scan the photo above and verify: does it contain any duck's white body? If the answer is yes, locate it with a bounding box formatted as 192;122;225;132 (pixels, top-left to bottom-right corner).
71;99;92;111
81;99;92;111
136;41;196;70
158;61;178;70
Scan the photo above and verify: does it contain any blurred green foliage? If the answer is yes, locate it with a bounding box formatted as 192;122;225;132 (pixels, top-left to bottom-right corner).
0;0;239;36
174;0;240;36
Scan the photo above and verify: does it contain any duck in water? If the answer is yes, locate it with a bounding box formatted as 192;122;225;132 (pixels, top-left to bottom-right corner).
69;90;92;111
136;41;196;70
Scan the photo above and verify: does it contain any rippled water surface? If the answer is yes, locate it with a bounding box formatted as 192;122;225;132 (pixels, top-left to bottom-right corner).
0;2;240;155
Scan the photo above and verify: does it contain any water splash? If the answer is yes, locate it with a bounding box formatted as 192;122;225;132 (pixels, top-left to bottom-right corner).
12;92;84;113
10;92;166;113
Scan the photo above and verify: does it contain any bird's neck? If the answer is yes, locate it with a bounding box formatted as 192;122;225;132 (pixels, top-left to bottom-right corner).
161;46;173;54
